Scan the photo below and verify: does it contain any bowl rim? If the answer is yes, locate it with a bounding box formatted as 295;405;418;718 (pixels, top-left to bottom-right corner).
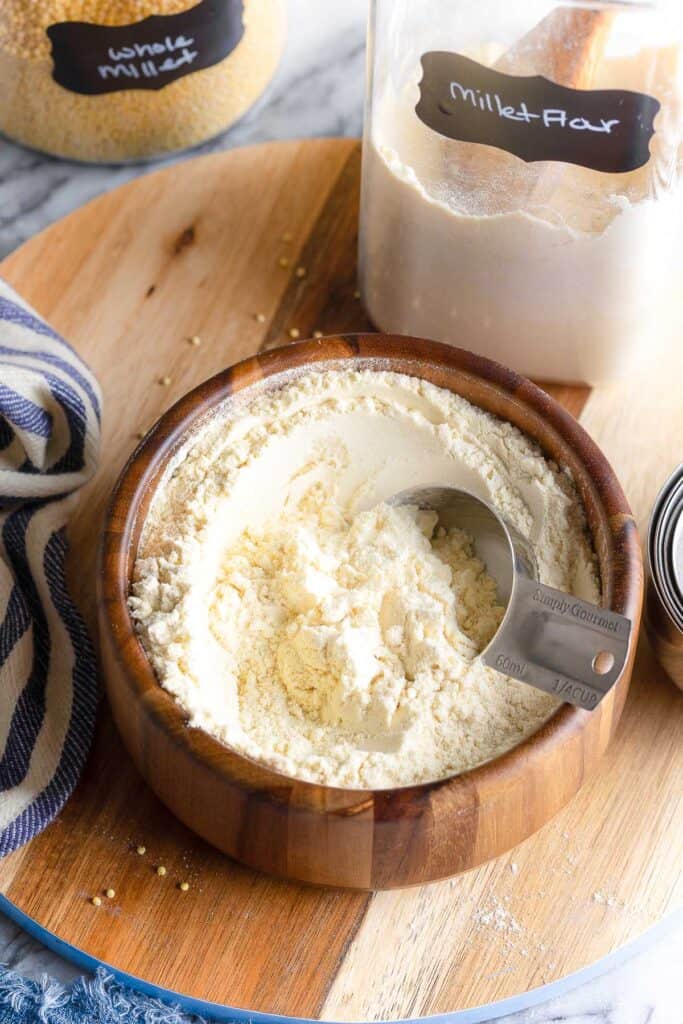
98;333;643;801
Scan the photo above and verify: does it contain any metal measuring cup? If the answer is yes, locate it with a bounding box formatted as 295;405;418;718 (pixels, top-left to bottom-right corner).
388;486;632;711
646;465;683;692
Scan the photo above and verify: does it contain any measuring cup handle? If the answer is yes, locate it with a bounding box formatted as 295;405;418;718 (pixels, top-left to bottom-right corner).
481;577;632;711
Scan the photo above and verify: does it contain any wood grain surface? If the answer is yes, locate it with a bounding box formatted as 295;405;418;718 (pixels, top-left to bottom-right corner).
0;139;681;1020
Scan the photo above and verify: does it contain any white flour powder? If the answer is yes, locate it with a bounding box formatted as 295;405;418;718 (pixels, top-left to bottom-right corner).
130;368;599;788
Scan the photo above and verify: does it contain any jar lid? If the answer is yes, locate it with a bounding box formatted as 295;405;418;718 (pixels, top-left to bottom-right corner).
648;465;683;632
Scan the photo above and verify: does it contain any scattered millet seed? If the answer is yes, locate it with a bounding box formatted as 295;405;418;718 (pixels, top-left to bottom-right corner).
288;328;301;339
189;335;201;347
255;313;267;323
135;431;145;441
91;896;102;907
136;845;146;856
278;256;290;269
105;888;116;899
179;881;190;892
159;376;172;387
295;266;307;279
156;865;167;877
313;330;324;339
281;231;293;243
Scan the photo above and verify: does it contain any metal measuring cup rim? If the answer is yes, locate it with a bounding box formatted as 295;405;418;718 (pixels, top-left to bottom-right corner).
647;464;683;633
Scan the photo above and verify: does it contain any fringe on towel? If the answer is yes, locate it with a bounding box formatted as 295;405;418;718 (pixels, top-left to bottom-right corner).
0;965;212;1024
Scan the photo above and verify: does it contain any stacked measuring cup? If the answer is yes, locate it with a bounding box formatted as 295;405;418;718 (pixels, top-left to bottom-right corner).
647;466;683;691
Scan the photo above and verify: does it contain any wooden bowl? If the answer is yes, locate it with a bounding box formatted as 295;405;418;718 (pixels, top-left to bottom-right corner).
98;335;643;890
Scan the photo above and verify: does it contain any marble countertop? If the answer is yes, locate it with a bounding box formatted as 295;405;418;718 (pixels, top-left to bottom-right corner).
0;1;681;1020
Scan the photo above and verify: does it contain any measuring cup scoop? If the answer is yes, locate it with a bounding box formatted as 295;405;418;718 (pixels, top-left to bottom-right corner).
387;486;632;711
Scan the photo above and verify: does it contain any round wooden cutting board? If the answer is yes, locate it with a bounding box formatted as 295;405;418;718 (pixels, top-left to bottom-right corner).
0;139;681;1023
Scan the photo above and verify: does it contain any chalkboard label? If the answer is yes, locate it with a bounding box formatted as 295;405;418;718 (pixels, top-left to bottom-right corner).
416;51;660;174
47;0;245;96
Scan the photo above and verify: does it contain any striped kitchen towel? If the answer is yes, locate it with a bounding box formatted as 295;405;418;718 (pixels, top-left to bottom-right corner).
0;278;101;857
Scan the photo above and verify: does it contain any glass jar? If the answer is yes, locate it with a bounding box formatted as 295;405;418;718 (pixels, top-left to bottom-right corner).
0;0;286;163
359;0;683;383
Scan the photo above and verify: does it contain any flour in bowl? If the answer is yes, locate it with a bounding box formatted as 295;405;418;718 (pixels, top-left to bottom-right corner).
130;368;599;788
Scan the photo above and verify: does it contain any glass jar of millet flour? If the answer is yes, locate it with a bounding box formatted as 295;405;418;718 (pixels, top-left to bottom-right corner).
359;0;683;384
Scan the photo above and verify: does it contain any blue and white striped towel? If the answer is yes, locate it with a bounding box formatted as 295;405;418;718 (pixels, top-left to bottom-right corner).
0;278;101;857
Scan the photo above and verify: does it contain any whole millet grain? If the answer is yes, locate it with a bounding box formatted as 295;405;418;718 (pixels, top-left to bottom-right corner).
0;0;285;162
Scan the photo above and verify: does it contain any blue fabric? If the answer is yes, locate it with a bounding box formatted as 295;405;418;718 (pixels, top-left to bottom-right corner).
0;966;214;1024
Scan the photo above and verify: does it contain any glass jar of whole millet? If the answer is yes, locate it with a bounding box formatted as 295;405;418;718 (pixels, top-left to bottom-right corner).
0;0;285;163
